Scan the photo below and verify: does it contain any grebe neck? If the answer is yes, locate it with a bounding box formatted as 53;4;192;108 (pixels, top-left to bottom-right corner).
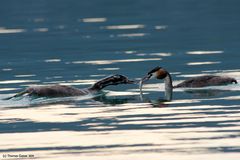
89;76;117;91
89;80;110;91
164;72;173;101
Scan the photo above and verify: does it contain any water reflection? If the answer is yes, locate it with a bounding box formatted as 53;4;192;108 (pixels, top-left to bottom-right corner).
33;28;49;32
155;25;168;30
72;58;162;65
0;28;26;34
149;52;172;57
186;51;223;55
81;18;107;23
0;80;40;84
44;59;62;63
1;96;239;157
1;86;240;159
187;61;221;66
184;89;228;97
117;33;147;37
0;88;19;92
1;0;240;159
93;95;137;105
14;74;36;78
104;24;145;30
33;18;45;23
98;68;119;71
2;68;13;71
163;99;200;105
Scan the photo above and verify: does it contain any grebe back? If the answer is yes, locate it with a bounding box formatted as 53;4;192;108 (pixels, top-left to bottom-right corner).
173;75;237;88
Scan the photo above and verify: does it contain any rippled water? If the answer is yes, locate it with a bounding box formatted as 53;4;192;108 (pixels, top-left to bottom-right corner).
1;0;240;159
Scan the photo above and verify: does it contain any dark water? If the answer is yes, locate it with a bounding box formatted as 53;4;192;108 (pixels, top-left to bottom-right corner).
0;0;240;159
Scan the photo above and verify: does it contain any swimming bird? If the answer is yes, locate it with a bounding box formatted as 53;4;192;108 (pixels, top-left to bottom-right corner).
4;74;135;100
140;66;238;100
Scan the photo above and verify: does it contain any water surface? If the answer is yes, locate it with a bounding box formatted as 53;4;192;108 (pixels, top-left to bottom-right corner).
0;0;240;159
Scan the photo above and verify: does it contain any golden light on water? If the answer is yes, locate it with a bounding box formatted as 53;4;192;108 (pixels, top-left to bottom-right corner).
1;100;240;160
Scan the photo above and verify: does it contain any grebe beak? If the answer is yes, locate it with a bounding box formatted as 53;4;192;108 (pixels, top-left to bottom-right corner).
126;79;137;84
141;74;152;83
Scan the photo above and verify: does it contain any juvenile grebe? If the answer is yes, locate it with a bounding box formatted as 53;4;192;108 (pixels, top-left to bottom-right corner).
140;66;238;100
5;74;134;100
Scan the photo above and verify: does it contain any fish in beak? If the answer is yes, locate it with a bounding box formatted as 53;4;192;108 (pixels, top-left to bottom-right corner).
139;66;164;96
139;74;153;96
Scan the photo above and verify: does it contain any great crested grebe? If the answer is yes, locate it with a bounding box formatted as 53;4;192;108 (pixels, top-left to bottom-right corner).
140;66;238;100
5;74;135;100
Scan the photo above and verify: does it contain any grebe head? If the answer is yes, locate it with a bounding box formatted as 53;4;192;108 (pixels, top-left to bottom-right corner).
141;66;168;83
139;66;173;101
109;74;135;84
91;74;135;90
